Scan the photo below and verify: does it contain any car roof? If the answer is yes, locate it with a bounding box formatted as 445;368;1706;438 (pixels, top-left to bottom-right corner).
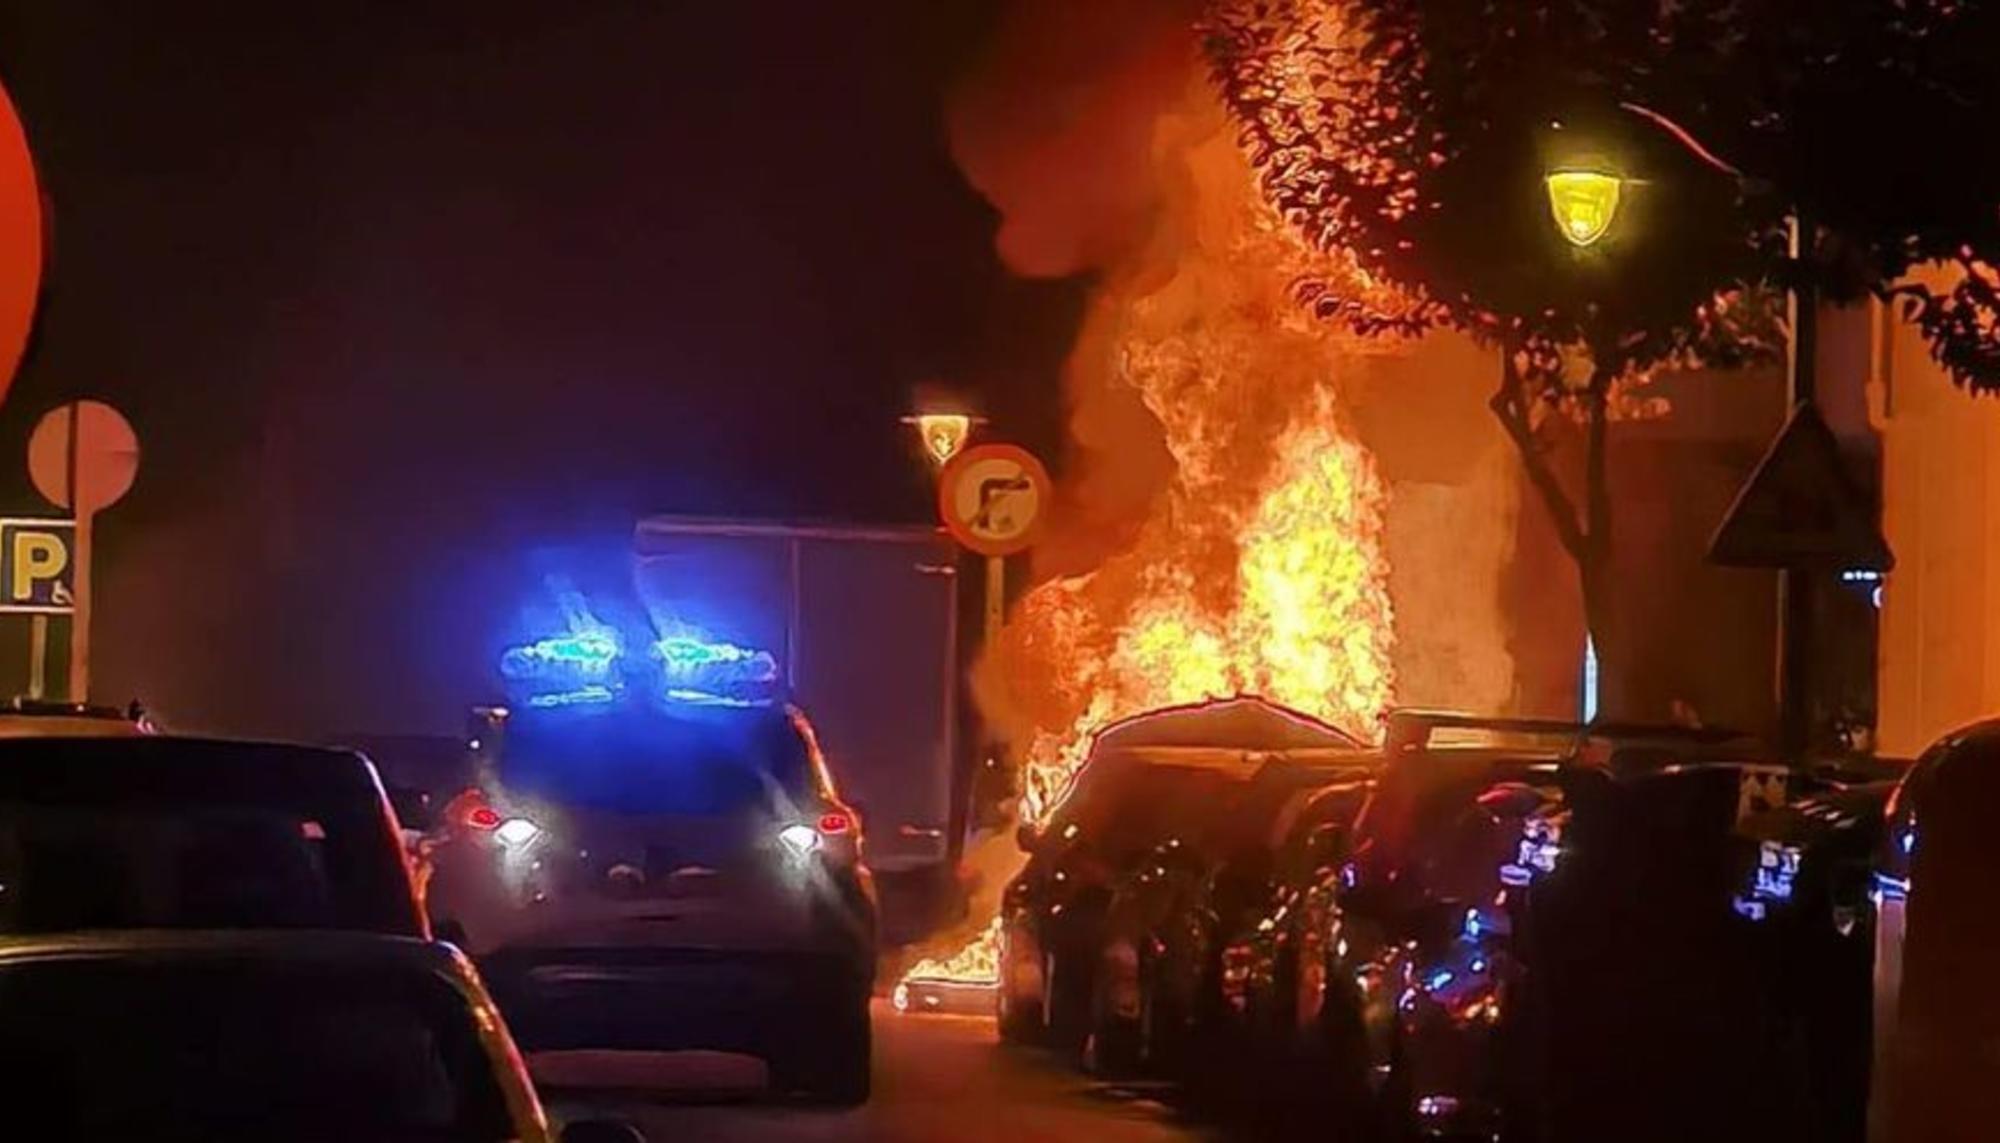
0;929;465;974
0;736;388;802
1092;696;1362;753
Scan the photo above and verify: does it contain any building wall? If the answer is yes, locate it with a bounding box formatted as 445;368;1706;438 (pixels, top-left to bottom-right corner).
1875;274;2000;756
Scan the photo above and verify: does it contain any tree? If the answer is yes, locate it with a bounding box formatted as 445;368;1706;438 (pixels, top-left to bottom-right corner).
1202;0;2000;715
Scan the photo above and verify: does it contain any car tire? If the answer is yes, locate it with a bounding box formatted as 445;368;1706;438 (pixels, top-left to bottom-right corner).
788;996;873;1107
1044;949;1094;1059
997;974;1046;1044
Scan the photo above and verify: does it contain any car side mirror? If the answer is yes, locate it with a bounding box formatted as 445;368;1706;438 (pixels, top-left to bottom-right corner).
434;918;469;948
561;1120;647;1143
1015;822;1040;854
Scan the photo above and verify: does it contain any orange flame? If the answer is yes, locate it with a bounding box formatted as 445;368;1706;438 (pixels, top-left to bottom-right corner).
900;71;1401;998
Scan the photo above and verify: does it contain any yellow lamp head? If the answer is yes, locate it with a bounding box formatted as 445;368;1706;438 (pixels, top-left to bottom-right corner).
1544;169;1623;248
911;413;971;466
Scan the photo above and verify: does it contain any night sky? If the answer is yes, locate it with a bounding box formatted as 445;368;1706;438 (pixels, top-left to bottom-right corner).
0;1;1084;734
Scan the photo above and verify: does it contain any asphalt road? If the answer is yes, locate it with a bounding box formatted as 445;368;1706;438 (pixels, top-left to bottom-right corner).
550;999;1225;1143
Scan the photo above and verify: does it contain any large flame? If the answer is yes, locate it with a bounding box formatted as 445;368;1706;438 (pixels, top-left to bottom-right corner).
901;46;1401;998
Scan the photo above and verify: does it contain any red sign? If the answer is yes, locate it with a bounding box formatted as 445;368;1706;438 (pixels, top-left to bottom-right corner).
0;78;42;406
937;443;1051;557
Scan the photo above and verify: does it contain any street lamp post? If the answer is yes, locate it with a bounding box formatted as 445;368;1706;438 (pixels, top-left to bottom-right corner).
1548;109;1825;760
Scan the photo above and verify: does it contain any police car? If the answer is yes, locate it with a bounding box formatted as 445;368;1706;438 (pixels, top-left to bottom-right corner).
424;618;877;1105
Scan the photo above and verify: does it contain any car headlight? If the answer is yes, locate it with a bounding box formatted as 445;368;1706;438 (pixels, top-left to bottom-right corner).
778;823;821;858
495;817;542;848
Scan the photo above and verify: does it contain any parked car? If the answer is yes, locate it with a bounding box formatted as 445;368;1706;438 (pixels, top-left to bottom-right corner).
1730;772;1899;1143
0;928;642;1142
0;736;426;937
996;696;1363;1056
1081;755;1375;1081
426;697;877;1105
1217;712;1887;1143
1868;720;2000;1141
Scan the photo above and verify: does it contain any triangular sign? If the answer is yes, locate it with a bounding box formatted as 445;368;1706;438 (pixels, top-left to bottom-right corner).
1709;402;1893;571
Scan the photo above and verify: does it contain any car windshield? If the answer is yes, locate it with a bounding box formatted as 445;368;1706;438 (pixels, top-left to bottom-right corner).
501;705;814;816
0;740;416;934
0;954;514;1140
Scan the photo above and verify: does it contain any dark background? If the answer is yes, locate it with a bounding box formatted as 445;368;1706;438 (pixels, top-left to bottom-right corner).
0;0;1083;735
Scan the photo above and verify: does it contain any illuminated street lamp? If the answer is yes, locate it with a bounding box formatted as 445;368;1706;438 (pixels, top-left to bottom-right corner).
902;411;976;466
1544;169;1624;247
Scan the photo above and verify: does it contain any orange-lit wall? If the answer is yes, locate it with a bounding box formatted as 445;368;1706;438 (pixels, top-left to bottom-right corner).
1875;273;2000;756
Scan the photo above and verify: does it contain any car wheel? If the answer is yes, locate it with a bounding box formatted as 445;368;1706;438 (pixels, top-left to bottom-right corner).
998;974;1046;1044
1082;993;1143;1078
787;996;873;1107
1045;949;1094;1058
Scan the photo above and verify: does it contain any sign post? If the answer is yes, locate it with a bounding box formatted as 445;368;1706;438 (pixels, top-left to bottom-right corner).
28;401;139;701
1709;293;1892;759
936;443;1052;653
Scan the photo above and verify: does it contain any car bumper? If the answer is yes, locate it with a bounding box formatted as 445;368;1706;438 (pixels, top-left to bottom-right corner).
480;945;870;1055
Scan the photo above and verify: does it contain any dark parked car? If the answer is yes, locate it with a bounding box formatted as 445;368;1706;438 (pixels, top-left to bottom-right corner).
1730;771;1900;1143
1868;720;2000;1140
0;736;426;937
996;697;1363;1056
1217;713;1895;1143
0;929;646;1142
1082;758;1374;1081
426;697;877;1104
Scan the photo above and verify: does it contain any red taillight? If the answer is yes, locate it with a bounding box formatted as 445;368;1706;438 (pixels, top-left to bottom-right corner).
466;806;502;831
817;811;852;835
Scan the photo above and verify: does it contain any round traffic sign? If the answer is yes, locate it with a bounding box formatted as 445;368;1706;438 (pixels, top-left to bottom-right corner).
0;77;42;406
29;400;140;516
938;443;1051;557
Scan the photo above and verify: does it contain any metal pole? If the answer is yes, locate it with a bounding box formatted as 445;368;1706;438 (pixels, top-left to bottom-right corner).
64;402;88;703
27;614;46;700
984;554;1005;650
1777;213;1817;760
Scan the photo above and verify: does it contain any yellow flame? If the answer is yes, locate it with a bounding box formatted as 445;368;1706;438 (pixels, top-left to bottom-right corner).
900;917;1002;986
898;81;1399;997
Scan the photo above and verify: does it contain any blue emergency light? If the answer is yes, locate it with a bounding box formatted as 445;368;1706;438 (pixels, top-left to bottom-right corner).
501;597;781;712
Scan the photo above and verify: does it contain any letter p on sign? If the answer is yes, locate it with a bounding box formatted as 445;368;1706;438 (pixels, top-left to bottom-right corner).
0;520;74;612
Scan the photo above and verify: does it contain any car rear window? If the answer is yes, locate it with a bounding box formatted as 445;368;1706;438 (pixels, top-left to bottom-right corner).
500;706;814;816
0;740;418;935
0;955;514;1139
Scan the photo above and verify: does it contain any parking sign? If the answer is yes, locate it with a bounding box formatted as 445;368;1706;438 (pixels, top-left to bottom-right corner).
0;518;74;613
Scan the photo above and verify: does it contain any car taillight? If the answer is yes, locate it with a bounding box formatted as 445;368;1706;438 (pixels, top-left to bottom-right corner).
466;806;502;831
817;811;853;836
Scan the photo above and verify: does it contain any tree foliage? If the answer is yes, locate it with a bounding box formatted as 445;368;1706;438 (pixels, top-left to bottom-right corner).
1202;0;2000;391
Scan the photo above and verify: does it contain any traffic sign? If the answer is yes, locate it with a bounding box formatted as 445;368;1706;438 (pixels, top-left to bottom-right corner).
28;400;139;515
26;400;140;701
1709;402;1892;571
0;518;74;614
938;443;1051;557
0;77;41;406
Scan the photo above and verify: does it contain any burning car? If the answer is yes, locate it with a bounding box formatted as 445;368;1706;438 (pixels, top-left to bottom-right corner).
994;696;1364;1056
1083;758;1373;1082
423;617;877;1105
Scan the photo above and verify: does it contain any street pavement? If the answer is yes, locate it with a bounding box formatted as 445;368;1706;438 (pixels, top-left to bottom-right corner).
549;999;1225;1142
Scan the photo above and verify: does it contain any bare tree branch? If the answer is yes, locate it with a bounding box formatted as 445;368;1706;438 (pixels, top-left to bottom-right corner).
1489;347;1586;561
